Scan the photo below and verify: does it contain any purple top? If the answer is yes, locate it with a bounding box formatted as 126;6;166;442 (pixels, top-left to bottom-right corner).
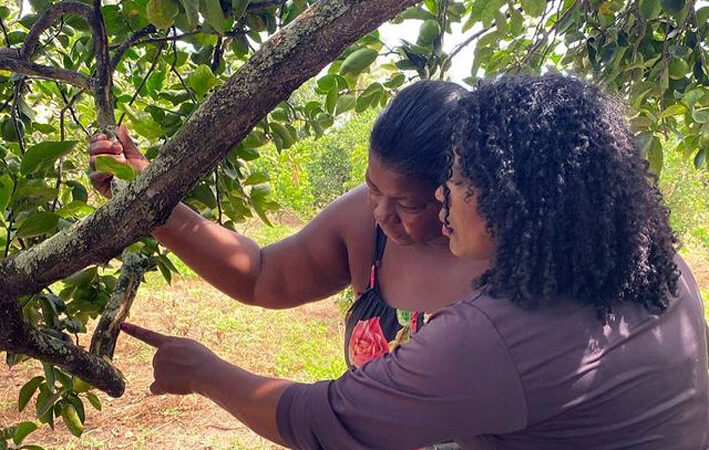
276;256;709;449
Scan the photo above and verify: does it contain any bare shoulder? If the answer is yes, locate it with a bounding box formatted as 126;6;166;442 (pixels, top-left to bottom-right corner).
320;184;375;243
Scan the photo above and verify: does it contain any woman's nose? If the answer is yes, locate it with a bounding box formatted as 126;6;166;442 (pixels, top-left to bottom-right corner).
373;199;399;225
434;185;444;202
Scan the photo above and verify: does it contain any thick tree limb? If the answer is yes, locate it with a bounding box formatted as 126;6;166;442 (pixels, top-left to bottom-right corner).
0;58;93;90
0;301;125;397
90;252;151;359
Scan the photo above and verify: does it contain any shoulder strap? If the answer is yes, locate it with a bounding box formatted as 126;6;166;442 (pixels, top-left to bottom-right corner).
373;225;388;265
367;225;387;290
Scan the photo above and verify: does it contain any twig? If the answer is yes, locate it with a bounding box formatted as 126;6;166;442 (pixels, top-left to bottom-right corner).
0;15;10;48
117;41;165;125
10;80;26;155
57;84;91;137
110;24;157;68
0;300;126;397
52;90;85;211
0;58;93;89
211;36;224;73
439;26;491;78
171;33;197;103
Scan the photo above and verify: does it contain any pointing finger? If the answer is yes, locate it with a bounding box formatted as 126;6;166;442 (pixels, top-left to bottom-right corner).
120;322;169;348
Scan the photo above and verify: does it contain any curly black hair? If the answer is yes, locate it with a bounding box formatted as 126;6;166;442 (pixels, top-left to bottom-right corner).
446;74;680;314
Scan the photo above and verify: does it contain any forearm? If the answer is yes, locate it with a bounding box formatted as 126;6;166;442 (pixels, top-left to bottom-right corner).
194;357;293;446
152;203;262;303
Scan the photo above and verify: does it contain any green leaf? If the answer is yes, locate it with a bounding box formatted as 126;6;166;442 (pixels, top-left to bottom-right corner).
190;184;217;208
231;0;250;21
12;422;37;445
0;175;13;212
72;377;93;393
85;392;101;411
335;94;356;115
36;391;61;420
339;48;378;76
20;141;77;175
661;0;685;14
177;0;199;28
399;6;436;20
692;108;709;124
94;156;138;181
242;130;268;149
509;7;524;34
243;172;269;185
657;103;687;119
647;137;663;174
417;20;440;47
200;0;227;33
325;87;338;114
55;201;94;218
186;64;219;97
682;88;706;108
16;212;60;238
18;377;44;412
60;403;83;437
384;73;405;89
11;183;57;210
521;0;545;17
146;0;179;29
640;0;662;18
694;148;706;169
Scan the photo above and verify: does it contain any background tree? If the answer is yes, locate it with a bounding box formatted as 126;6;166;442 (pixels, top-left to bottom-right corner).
0;0;706;446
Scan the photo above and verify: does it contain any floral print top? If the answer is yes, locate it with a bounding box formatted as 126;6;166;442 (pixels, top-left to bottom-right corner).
344;226;427;369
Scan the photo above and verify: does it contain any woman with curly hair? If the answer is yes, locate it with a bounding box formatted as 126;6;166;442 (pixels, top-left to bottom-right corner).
120;74;708;449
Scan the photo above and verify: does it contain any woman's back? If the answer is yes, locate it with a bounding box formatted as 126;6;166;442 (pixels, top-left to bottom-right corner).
472;254;708;449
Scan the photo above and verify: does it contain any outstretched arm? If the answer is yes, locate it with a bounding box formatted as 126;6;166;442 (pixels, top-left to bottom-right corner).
89;127;354;309
120;322;290;445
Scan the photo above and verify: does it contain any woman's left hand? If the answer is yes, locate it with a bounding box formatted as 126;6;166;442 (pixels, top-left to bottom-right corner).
120;322;218;395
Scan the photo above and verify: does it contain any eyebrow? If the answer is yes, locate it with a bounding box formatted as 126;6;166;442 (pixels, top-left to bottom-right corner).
365;174;424;205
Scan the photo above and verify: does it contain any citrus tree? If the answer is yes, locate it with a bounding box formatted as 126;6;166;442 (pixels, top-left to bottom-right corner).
0;0;707;446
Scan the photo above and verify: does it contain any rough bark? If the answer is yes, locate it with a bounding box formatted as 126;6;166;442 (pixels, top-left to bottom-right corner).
0;301;125;397
90;252;151;359
0;57;93;89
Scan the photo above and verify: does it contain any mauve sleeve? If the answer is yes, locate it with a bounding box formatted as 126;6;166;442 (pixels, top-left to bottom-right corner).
276;302;527;449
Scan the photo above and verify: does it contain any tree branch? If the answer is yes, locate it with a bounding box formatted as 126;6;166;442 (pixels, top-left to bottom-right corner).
90;252;151;359
0;58;93;90
110;24;157;68
91;0;115;132
0;301;125;397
